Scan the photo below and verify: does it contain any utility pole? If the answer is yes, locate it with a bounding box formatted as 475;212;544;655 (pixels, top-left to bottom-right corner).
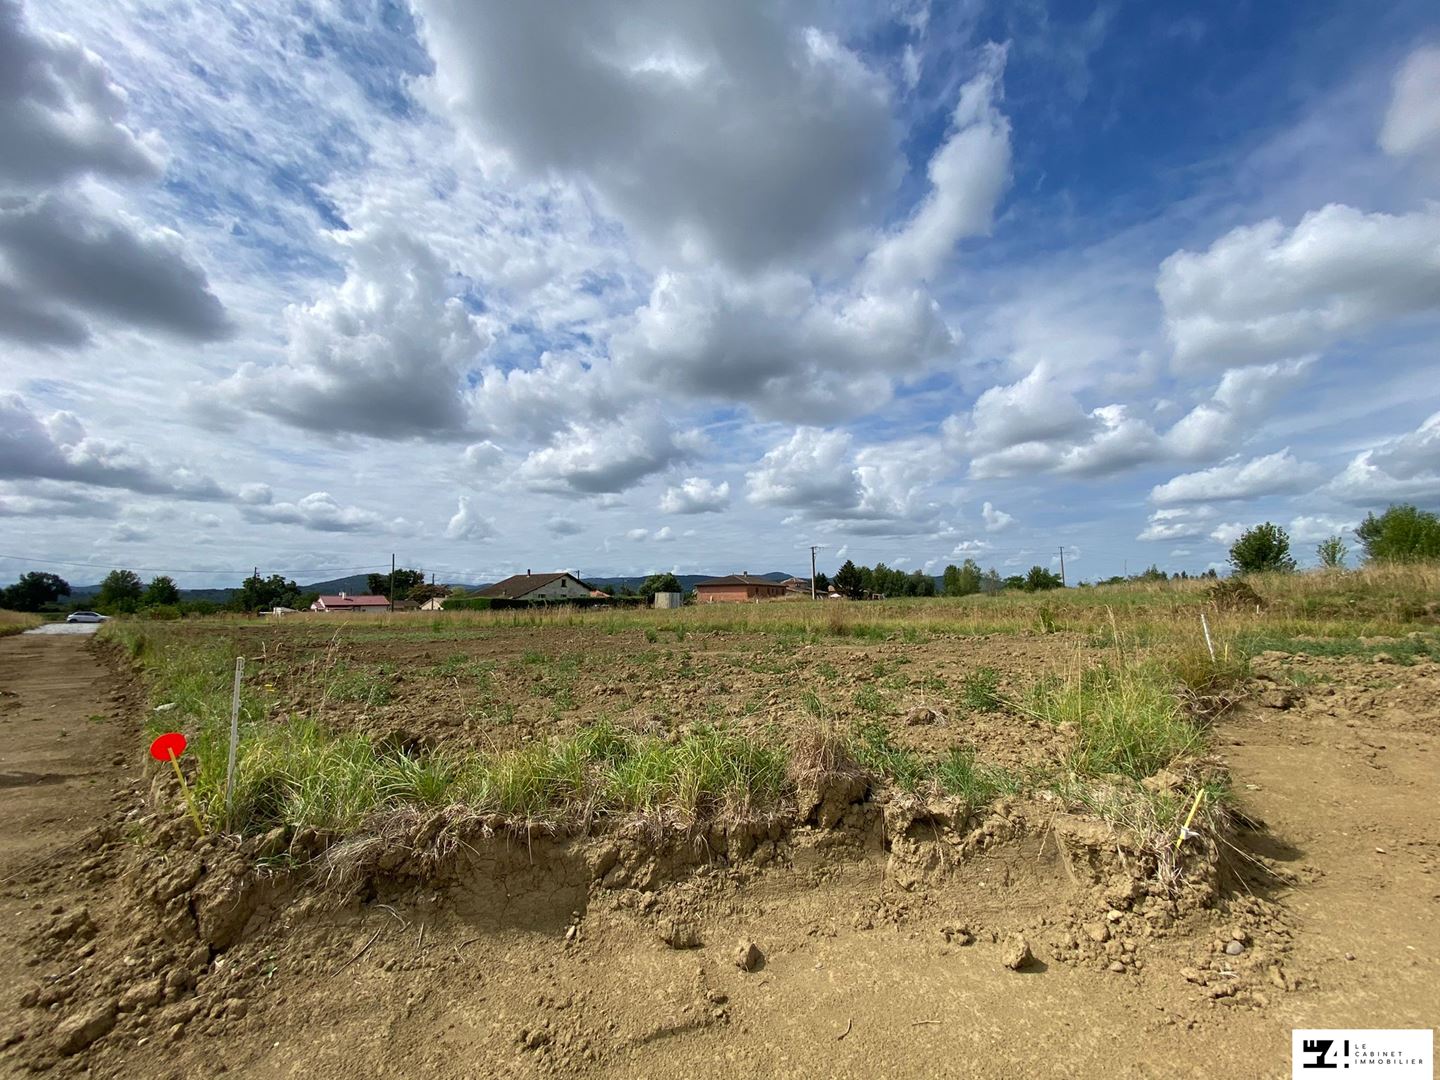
390;553;395;612
808;544;827;599
1058;547;1066;587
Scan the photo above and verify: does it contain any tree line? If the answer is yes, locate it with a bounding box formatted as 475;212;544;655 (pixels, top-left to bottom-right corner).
827;558;1063;599
1227;504;1440;574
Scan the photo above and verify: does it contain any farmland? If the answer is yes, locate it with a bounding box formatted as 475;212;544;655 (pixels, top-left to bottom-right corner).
1;566;1438;1077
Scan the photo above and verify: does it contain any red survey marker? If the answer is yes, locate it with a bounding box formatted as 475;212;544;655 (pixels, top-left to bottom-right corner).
149;731;188;761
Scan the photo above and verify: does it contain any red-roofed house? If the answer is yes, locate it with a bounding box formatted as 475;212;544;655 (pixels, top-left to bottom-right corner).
310;592;391;613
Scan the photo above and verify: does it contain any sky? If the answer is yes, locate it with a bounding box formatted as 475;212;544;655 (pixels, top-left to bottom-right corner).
2;0;1439;589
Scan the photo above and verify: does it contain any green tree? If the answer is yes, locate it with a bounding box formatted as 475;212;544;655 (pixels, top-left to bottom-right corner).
1135;564;1167;582
96;569;144;613
234;573;301;613
1353;505;1440;563
813;571;830;593
1228;523;1297;574
979;568;1003;595
941;564;962;596
941;558;981;596
1023;565;1064;592
1;572;70;612
142;575;181;607
1315;535;1348;569
833;559;865;600
408;583;450;604
1002;574;1025;590
639;572;682;598
368;568;425;598
906;569;937;597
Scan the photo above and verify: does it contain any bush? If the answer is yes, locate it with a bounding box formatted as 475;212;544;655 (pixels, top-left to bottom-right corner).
1354;505;1440;563
1315;535;1348;569
1207;578;1265;610
1024;566;1064;592
1228;523;1296;574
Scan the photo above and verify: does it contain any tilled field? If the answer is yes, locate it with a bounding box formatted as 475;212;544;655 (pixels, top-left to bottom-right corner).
226;623;1090;766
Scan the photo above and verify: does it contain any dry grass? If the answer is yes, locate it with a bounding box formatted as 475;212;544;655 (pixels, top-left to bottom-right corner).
0;610;42;637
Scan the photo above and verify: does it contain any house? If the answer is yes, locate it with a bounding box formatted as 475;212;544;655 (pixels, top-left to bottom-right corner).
419;597;446;611
310;592;391;613
694;574;788;603
780;576;812;596
392;599;420;612
478;570;593;602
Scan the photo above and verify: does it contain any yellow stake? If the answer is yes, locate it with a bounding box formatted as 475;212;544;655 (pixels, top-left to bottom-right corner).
167;749;205;836
1174;788;1205;854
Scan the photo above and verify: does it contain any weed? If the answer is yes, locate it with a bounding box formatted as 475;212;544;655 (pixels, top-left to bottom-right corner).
1024;661;1202;780
958;667;1004;711
850;720;926;792
644;628;659;644
853;685;886;715
933;748;1021;805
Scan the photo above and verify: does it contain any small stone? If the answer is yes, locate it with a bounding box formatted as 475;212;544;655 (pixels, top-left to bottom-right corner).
1230;928;1250;943
1106;909;1125;923
1345;952;1356;961
1267;966;1287;990
1224;940;1246;956
54;1000;118;1056
904;706;944;726
1108;960;1127;974
1083;923;1109;944
222;998;247;1020
1001;934;1033;971
1179;966;1204;984
119;978;164;1013
733;940;763;972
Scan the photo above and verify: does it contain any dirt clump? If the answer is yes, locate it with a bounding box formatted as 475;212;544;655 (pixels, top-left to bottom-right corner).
733;940;763;971
1001;934;1033;971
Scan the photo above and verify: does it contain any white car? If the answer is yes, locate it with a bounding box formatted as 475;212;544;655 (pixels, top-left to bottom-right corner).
65;611;108;624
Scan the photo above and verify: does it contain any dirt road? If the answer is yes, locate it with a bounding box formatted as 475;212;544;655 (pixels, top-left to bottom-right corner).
0;635;1434;1078
0;626;119;876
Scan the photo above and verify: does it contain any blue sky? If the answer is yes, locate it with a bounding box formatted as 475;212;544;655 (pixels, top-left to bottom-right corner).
1;0;1438;588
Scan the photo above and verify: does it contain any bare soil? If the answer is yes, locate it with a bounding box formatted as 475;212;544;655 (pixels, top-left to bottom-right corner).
1;630;1437;1078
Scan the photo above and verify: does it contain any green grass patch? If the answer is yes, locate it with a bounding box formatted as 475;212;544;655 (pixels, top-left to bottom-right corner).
1023;661;1203;780
1236;632;1440;665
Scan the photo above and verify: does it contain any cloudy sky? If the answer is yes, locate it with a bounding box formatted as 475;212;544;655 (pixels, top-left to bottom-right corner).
2;0;1439;588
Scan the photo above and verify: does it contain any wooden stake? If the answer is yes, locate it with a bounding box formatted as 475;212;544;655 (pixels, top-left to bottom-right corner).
1174;788;1206;854
167;749;205;836
1200;612;1216;662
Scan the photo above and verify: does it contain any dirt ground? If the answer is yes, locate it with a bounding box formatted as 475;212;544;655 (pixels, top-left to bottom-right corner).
1;630;1436;1078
